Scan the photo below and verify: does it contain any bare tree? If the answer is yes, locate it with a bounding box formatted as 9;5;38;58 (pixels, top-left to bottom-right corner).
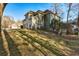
67;3;79;34
51;3;64;34
66;3;73;34
0;3;7;30
2;16;15;28
75;4;79;28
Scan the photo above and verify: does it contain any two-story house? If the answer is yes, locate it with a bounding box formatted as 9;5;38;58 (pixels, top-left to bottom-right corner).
23;10;60;30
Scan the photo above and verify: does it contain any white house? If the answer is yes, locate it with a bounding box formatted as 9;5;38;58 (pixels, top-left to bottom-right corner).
8;24;18;29
23;11;44;29
23;10;60;30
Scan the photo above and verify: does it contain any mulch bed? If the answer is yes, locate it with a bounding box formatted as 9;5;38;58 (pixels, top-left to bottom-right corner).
63;35;79;40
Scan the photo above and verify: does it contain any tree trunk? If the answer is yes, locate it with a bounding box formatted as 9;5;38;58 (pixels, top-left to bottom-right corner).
66;3;72;34
77;12;79;28
0;4;3;36
0;3;7;36
0;16;1;36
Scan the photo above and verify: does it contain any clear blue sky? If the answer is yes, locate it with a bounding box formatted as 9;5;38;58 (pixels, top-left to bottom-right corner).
3;3;52;21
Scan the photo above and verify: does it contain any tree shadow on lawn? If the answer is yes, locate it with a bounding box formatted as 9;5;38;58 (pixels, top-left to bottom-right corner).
3;30;21;56
0;36;7;56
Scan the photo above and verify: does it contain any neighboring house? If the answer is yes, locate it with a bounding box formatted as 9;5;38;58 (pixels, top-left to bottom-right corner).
8;24;18;29
71;18;79;33
23;10;60;30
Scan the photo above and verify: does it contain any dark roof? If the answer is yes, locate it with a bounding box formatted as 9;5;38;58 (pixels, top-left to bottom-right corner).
24;11;34;16
44;10;61;18
28;11;34;13
36;10;43;14
24;10;61;18
44;10;53;14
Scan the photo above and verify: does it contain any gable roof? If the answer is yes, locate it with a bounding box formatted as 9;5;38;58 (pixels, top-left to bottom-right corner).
24;10;61;18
